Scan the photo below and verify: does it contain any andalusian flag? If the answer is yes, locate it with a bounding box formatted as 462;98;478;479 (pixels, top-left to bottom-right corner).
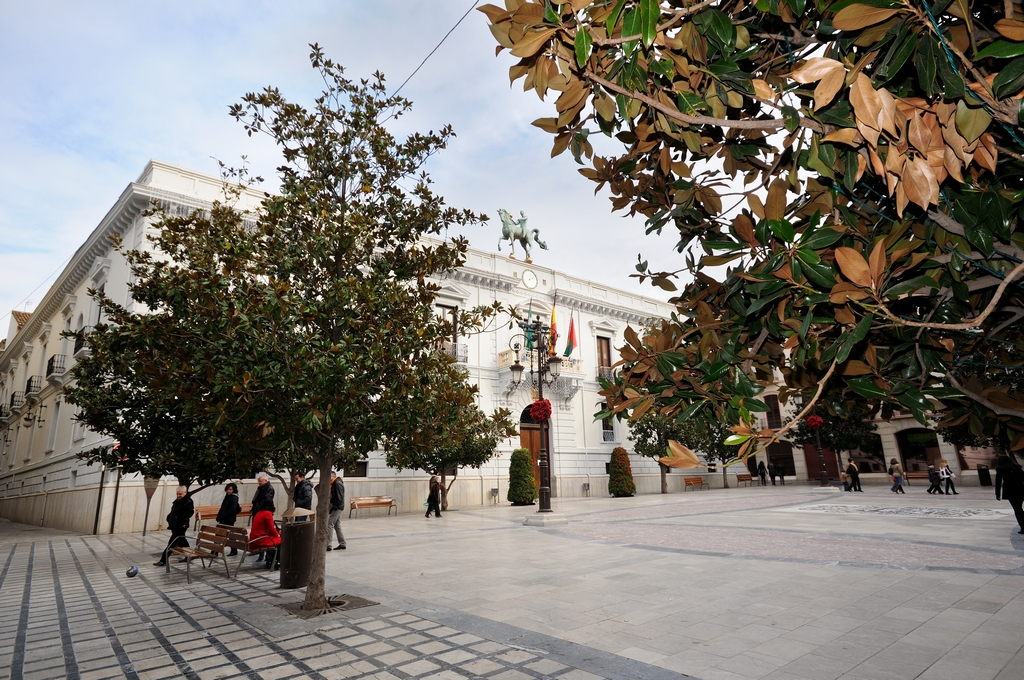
525;302;534;350
563;313;577;357
549;305;558;356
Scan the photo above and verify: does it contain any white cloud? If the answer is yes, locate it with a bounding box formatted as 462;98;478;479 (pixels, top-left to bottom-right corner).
0;1;681;325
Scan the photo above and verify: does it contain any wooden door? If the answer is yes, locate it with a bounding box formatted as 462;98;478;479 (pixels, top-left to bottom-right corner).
519;424;544;492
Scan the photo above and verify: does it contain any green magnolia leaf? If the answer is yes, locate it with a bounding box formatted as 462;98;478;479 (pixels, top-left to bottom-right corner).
575;27;593;67
977;40;1024;59
724;434;751;446
782;106;800;132
766;219;796;243
883;275;940;298
799;226;845;249
606;0;627;34
639;0;659;48
846;378;889;399
955;100;992;144
994;54;1024;98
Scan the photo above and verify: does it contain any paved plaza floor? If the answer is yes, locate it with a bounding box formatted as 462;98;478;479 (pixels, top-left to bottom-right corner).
2;482;1024;680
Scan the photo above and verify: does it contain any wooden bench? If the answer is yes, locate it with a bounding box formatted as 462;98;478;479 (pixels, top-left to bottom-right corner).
735;473;753;487
349;496;397;518
167;525;248;584
684;476;709;491
193;503;253;530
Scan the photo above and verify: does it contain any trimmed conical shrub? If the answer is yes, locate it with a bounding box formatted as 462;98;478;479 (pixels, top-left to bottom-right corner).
507;447;537;505
608;447;636;497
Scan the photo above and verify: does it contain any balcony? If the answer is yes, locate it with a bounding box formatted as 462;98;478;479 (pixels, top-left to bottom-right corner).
9;392;25;410
46;354;66;378
440;341;468;364
25;376;43;399
73;329;91;358
602;430;616;443
597;366;614;381
0;405;9;422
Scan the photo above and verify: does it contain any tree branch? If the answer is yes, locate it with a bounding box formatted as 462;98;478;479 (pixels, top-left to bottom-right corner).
584;69;825;133
877;260;1024;330
590;1;719;47
949;375;1024;419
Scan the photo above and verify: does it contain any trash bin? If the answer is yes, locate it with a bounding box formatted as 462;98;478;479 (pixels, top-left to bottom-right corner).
279;508;315;589
977;465;992;487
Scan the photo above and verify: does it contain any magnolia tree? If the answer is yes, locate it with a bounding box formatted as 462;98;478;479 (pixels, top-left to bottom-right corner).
483;1;1024;453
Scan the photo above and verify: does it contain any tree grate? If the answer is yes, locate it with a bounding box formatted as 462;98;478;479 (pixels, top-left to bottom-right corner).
276;594;378;619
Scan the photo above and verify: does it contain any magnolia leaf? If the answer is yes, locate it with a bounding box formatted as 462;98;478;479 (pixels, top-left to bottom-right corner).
822;128;862;146
868;239;886;287
574;27;593;67
752;78;775;100
814;66;847;110
901;154;940;210
841;360;874;376
510;28;557;58
789;57;844;83
976;40;1024;60
955;100;992;144
995;18;1024;42
724;434;751;446
849;73;882;134
834;247;872;287
832;6;900;31
766;179;788;220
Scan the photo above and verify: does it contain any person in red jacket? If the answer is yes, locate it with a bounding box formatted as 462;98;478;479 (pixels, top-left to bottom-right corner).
249;500;281;570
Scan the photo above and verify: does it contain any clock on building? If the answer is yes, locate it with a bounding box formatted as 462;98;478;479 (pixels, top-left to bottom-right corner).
521;269;538;289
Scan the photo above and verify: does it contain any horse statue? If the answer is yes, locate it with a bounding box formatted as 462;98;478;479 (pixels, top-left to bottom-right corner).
497;208;548;263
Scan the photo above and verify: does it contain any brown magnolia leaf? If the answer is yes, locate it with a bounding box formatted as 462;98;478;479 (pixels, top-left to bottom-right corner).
664;440;702;468
995;18;1024;41
901;155;939;210
532;117;560;133
987;391;1024;412
766;179;788;220
752;78;775;100
834;305;856;325
940;338;955;352
789;57;844;83
841;360;874;376
850;74;882;133
733;214;758;246
813;67;847;110
907;113;929;155
868;239;886;289
865;344;878;370
855;152;867;182
833;6;900;31
477;4;510;23
868;147;885;176
823;128;863;146
834;247;873;287
510;28;556;58
774;262;794;281
783;333;800;349
748;193;766;220
488;21;515;49
830;282;871;303
875;86;899;136
895;182;909;216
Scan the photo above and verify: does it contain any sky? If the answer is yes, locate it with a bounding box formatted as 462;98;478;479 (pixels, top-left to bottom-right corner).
0;1;682;326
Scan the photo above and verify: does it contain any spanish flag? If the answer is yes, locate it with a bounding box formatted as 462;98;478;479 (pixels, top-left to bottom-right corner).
549;304;558;356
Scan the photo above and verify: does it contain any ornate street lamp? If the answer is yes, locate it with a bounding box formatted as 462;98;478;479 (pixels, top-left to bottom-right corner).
508;317;560;513
794;394;830;487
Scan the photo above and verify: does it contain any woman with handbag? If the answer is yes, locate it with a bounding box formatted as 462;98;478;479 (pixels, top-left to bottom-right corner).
939;460;958;495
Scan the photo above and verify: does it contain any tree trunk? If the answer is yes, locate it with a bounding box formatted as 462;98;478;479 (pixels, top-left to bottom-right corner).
659;462;668;493
271;470;301;511
442;470;458;511
723;464;730;489
302;452;334;611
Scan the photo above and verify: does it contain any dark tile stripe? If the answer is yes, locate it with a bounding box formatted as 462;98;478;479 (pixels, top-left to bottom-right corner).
0;543;15;591
10;543;34;679
49;541;81;679
63;539;141;680
83;536;266;680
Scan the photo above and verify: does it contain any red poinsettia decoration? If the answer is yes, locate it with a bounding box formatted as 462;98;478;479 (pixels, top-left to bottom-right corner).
530;398;552;421
806;415;824;429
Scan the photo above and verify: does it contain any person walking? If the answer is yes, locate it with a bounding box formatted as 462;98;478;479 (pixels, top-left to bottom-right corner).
995;455;1024;534
926;463;945;494
889;458;906;494
248;500;281;569
846;460;862;492
154;486;193;567
251;473;275;563
425;475;442;518
757;460;768;487
327;472;347;551
940;459;959;495
768;461;777;486
216;482;242;555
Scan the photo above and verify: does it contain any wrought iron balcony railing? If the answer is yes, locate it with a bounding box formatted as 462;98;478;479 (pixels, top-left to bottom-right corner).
597;366;614;381
46;354;67;378
602;430;616;443
440;341;468;363
26;376;42;396
10;392;25;410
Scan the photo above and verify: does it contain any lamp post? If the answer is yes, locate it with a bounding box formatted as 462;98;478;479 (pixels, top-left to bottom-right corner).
793;394;829;487
508;317;561;513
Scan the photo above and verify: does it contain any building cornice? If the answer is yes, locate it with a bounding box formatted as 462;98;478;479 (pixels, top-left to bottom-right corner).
553;291;667;326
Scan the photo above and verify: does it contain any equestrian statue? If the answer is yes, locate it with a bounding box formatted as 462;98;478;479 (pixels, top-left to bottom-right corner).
497;208;548;263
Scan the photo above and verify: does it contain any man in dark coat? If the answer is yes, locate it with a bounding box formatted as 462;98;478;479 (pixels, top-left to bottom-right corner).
251;473;275;514
995;455;1024;534
294;473;314;511
154;486;193;566
327;472;347;551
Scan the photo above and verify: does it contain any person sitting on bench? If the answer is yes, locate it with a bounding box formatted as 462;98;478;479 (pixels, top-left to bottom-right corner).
249;499;281;570
154;486;193;567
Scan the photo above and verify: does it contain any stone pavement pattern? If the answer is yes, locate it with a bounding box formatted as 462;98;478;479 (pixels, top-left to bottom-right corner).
2;483;1024;680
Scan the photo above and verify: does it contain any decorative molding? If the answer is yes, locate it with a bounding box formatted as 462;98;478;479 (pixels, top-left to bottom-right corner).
556;292;665;325
446;269;517;293
60;296;77;320
588;317;620;335
89;258;112;284
435;281;472;303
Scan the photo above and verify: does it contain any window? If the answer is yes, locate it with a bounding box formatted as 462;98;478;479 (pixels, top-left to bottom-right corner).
46;402;61;453
765;395;783;430
601;402;615;442
343;460;368;477
597;336;613;380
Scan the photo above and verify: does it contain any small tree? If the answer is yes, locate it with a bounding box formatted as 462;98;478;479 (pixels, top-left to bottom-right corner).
608;447;636;497
789;408;880;470
629;412;681;494
507;448;536;505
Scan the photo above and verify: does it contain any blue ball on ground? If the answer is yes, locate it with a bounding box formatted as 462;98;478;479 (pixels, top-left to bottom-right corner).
126;566;139;578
